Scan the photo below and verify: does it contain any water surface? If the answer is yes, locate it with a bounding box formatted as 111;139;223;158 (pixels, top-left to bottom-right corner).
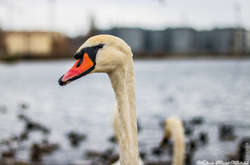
0;59;250;163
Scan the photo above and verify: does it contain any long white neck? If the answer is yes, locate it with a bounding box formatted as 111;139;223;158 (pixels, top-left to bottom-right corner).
165;119;185;165
108;58;139;165
126;57;138;155
172;127;185;165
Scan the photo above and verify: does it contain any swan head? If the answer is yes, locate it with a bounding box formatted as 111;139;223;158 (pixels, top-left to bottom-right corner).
58;34;132;86
164;117;184;138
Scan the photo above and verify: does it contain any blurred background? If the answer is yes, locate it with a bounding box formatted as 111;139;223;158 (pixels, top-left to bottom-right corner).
0;0;250;165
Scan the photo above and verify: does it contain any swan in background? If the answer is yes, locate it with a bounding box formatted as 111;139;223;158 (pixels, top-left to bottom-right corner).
161;117;185;165
58;35;139;165
112;106;144;165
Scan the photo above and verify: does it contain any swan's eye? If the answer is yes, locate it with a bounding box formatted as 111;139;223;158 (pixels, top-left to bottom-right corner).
94;44;104;50
98;44;104;49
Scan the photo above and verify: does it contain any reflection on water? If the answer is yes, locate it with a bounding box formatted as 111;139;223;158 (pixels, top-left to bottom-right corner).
0;59;250;163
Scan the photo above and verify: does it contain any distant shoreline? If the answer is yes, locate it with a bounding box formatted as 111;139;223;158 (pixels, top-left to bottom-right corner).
0;53;250;63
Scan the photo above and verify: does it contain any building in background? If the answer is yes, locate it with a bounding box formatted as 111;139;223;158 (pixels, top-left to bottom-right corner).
167;28;197;54
196;28;247;54
0;27;249;59
245;30;250;54
0;29;5;56
144;30;167;54
99;27;250;56
99;28;146;53
1;31;73;58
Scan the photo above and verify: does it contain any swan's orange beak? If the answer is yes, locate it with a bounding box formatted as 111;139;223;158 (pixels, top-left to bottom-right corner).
58;53;95;86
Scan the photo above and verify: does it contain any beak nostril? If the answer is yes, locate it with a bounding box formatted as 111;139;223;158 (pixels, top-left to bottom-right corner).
76;58;83;68
74;52;82;60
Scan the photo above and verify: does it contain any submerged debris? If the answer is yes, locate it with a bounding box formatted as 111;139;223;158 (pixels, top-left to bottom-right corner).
0;105;7;114
108;135;117;144
199;132;209;145
185;151;194;165
151;146;164;156
137;119;142;133
183;124;194;137
17;114;29;121
67;131;87;147
25;120;50;134
30;140;59;162
159;137;170;148
219;124;236;141
145;160;171;165
18;113;50;134
190;116;204;125
1;149;16;159
159;119;165;129
19;103;29;110
228;137;250;161
238;137;250;161
85;148;118;165
19;131;29;142
188;139;198;153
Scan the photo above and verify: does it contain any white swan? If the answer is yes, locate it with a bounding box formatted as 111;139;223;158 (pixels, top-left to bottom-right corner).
58;35;139;165
162;117;185;165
